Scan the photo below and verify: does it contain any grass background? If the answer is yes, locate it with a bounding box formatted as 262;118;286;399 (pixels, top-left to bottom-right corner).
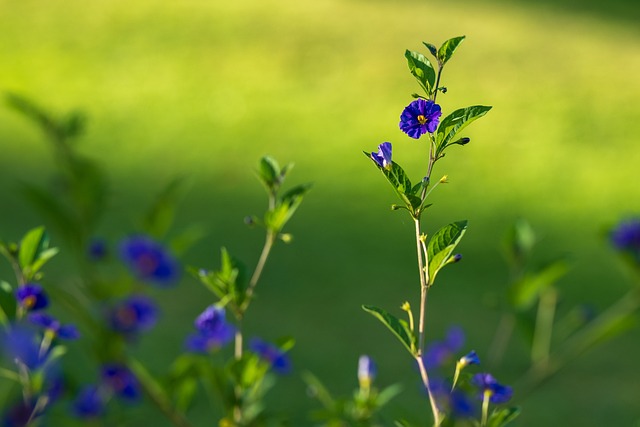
1;0;639;425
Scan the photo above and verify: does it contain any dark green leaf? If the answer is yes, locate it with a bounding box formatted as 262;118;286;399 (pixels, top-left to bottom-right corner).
258;156;280;190
427;221;468;283
143;177;189;239
362;305;417;356
0;281;15;326
405;50;436;95
488;407;521;427
366;152;421;211
509;259;569;310
437;36;466;65
422;42;438;58
435;106;492;155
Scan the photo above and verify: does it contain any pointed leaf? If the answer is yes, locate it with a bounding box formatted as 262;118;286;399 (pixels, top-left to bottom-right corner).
257;156;280;190
437;36;466;65
362;305;417;356
264;183;311;232
422;42;438;58
18;226;48;270
488;407;521;427
435;106;492;155
366;153;421;211
427;221;468;283
509;259;569;310
405;50;436;94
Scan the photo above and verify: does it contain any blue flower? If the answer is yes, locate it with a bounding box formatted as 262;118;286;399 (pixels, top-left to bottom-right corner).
108;295;158;335
399;99;442;138
1;326;44;370
87;237;108;261
28;313;80;340
185;305;234;353
119;236;180;287
610;218;640;261
249;338;291;374
101;364;140;402
370;142;393;169
72;385;105;419
423;326;465;369
458;350;480;367
15;284;49;311
472;373;513;404
357;355;376;388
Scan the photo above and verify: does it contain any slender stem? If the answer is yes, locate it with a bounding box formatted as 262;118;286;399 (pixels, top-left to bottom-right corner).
415;219;428;352
416;355;442;426
531;288;557;367
432;65;444;103
480;391;490;427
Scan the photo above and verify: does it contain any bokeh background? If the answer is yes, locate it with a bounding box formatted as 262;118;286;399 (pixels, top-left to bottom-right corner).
1;0;639;425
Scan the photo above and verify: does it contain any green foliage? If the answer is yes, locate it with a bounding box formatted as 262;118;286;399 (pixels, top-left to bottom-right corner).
405;50;436;96
487;407;521;427
435;106;492;158
509;258;569;310
437;36;466;66
362;305;417;356
427;221;468;284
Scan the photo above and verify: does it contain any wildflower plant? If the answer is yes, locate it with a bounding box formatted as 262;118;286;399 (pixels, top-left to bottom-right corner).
362;36;518;426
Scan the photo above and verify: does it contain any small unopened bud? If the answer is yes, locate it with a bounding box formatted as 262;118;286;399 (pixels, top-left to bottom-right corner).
358;355;376;389
451;253;463;263
401;301;411;312
279;233;293;243
411;93;421;99
244;216;255;226
391;204;401;210
439;87;448;94
439;175;449;184
453;137;470;146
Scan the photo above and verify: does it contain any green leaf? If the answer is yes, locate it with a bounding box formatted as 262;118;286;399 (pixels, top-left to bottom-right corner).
437;36;466;65
509;259;569;310
143;177;189;239
0;281;14;326
427;221;468;283
405;50;436;95
302;371;336;409
422;42;438;58
27;247;59;280
257;156;280;190
362;305;417;356
377;383;403;407
264;183;311;232
366;153;421;211
18;227;48;271
435;106;492;155
488;407;521;427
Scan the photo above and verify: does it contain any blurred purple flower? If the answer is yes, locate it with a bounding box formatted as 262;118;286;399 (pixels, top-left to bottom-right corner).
185;305;234;353
458;350;480;367
357;355;376;387
610;218;640;260
108;295;158;335
72;385;105;419
423;326;465;369
119;236;180;287
370;142;393;169
249;338;291;374
87;237;108;261
399;99;442;138
28;313;80;340
472;373;513;404
1;326;44;370
15;284;48;312
101;364;140;402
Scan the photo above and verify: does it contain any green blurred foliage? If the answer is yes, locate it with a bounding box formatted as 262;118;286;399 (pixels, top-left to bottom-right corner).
1;0;639;425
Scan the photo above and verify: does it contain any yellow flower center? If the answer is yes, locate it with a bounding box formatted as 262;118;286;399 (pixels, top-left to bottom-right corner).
23;295;36;309
417;114;428;125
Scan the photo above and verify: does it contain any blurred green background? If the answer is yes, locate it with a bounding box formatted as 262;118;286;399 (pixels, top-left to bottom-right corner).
1;0;639;425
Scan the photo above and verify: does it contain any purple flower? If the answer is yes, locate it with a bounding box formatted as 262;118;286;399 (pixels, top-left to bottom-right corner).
101;364;140;401
1;326;44;369
370;142;393;169
357;355;376;387
119;236;180;287
28;313;80;340
185;305;234;353
458;350;480;367
15;284;49;311
423;326;465;369
610;218;640;260
399;99;442;138
249;338;291;374
108;295;158;335
87;237;108;261
72;385;105;418
472;373;513;404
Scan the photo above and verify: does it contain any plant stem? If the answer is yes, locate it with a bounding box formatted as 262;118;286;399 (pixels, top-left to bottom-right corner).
415;218;428;352
416;355;442;426
531;288;557;368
